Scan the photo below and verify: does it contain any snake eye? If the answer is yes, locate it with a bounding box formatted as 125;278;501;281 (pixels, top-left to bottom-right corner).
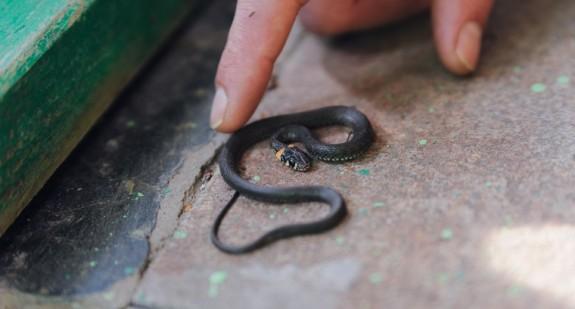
280;146;311;172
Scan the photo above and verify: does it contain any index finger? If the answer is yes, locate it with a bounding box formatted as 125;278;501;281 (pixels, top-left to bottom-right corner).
211;0;306;132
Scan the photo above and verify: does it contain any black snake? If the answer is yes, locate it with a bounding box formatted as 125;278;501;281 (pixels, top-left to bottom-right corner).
211;106;375;254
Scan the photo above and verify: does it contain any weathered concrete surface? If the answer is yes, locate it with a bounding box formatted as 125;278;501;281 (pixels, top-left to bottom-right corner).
134;0;575;308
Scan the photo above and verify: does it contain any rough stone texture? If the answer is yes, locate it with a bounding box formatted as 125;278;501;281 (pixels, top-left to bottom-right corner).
134;0;575;308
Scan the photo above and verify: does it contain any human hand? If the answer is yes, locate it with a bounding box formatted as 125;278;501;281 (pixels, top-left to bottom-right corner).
210;0;494;132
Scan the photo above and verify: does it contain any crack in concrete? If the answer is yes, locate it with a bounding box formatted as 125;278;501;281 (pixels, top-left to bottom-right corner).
126;139;225;307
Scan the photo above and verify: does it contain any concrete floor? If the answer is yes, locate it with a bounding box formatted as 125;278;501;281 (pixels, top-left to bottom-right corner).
2;0;575;308
135;0;575;308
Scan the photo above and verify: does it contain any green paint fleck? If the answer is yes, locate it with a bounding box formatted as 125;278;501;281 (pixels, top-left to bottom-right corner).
89;261;97;267
454;271;465;281
357;208;369;216
512;66;523;73
335;236;346;245
210;271;228;285
251;175;261;183
507;285;524;297
160;188;172;197
485;181;493;188
530;83;546;93
283;207;289;213
369;272;383;285
173;230;188;239
103;292;115;301
437;272;450;284
372;201;385;208
124;266;136;275
557;75;570;86
428;106;436;113
357;169;370;176
133;191;144;201
504;216;513;226
418;139;428;146
209;271;228;298
126;120;136;128
440;228;453;240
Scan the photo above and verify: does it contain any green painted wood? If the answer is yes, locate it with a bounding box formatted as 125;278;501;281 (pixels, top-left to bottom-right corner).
0;0;204;235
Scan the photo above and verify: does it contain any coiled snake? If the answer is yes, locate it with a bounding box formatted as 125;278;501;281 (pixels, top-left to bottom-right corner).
211;106;375;254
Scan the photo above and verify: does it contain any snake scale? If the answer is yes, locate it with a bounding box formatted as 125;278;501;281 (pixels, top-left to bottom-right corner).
211;106;375;254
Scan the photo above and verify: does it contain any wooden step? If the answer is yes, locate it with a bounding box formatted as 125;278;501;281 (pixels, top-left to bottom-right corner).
0;0;205;235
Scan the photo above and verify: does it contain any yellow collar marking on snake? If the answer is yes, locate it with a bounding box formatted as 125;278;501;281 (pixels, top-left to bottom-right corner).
275;147;285;160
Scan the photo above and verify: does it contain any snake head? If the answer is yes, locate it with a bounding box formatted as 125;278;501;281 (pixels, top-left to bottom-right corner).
275;144;312;172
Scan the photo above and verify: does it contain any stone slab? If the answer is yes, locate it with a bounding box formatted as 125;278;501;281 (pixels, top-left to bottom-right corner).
135;0;575;308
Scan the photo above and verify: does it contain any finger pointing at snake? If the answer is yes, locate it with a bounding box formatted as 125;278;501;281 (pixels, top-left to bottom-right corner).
211;0;494;133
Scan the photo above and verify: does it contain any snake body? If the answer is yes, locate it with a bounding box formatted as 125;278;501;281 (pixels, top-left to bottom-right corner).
212;106;375;254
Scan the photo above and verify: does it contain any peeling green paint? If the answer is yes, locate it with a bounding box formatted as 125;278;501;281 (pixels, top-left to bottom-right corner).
0;0;200;235
437;272;449;284
557;75;570;86
0;0;90;95
123;266;136;275
357;169;370;176
440;228;453;240
133;192;145;201
208;271;228;298
103;291;115;301
160;187;172;198
530;83;546;93
369;272;383;285
372;201;385;208
173;230;188;239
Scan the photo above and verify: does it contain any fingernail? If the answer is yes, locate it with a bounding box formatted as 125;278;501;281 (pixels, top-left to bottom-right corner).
210;87;228;129
455;21;482;73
